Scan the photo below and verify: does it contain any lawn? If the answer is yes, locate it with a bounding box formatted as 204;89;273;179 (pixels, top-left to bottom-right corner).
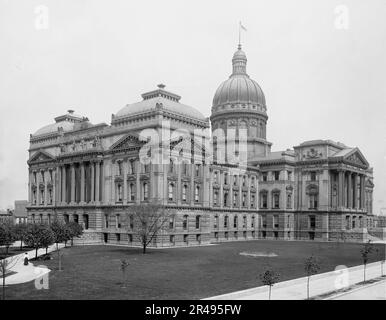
5;240;386;300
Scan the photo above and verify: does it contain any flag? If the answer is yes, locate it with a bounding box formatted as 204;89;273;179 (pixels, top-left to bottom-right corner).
240;22;247;31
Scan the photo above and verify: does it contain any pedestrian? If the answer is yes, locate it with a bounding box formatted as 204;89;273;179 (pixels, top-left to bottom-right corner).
24;252;29;266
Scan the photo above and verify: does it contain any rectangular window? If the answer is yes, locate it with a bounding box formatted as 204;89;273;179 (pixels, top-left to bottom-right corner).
183;215;188;230
262;172;267;182
310;171;316;181
273;215;279;228
262;215;267;228
309;215;316;229
274;171;280;181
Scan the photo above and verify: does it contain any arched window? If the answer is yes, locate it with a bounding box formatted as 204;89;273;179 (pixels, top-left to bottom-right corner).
196;215;201;229
213;190;218;205
251;215;255;228
272;191;280;209
195;185;200;202
286;193;292;209
182;184;188;202
73;214;79;224
168;182;174;201
31;213;35;223
63;214;69;224
117;183;123;202
129;183;135;201
143;182;148;201
233;215;238;228
224;191;229;207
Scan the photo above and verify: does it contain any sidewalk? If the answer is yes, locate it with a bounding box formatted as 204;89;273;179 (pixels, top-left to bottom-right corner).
1;243;64;285
328;278;386;300
204;261;386;300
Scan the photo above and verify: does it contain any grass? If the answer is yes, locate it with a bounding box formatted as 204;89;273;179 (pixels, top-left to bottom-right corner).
5;240;386;300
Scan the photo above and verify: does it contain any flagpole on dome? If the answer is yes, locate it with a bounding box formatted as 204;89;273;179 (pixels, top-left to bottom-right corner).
238;21;247;50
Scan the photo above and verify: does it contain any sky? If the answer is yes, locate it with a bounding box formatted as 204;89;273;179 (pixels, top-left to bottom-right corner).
0;0;385;214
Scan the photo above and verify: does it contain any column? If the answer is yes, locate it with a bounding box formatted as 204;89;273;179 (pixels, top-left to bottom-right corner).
219;171;224;209
238;175;242;209
353;173;358;209
135;160;140;203
338;171;343;208
347;172;352;209
360;174;365;210
91;162;95;203
80;162;85;203
62;166;66;204
70;164;75;203
190;164;195;205
95;161;100;203
52;168;56;205
177;162;181;205
36;170;41;205
44;170;48;206
247;175;251;208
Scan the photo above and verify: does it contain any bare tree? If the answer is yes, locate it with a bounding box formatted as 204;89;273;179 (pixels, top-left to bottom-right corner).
259;268;280;300
126;202;174;254
120;259;130;288
360;240;374;282
0;248;19;300
304;255;321;299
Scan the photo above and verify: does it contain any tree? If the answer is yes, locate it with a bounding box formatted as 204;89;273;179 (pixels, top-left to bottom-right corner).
40;228;54;255
23;224;49;259
66;222;84;246
259;268;280;300
360;240;374;282
0;252;18;300
126;202;174;254
0;221;16;256
13;223;29;251
304;255;321;299
50;219;67;250
120;259;130;288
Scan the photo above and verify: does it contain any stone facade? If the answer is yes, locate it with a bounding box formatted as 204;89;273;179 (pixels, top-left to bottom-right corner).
26;46;376;245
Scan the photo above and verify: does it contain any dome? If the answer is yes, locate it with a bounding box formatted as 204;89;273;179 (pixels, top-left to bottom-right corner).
114;85;207;122
212;45;266;109
33;121;75;136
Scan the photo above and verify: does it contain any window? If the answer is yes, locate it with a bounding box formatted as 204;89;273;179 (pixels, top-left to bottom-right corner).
274;171;280;181
40;190;45;204
243;216;247;228
352;216;356;229
195;164;200;177
251;215;255;228
104;214;109;228
47;214;51;225
170;235;175;244
182;184;188;202
251;176;255;188
233;192;238;207
41;171;45;182
195;215;200;229
213;190;218;205
242;193;247;207
224;215;229;228
273;215;279;228
194;185;200;202
168;183;174;201
64;214;69;224
261;192;268;208
142;182;148;201
287;171;292;181
214;171;218;183
169;216;174;229
250;194;255;208
73;214;79;224
129;160;135;174
309;194;318;209
31;214;35;223
262;172;268;182
273;192;280;209
225;231;229;239
183;215;188;230
196;234;201;242
116;214;121;228
224;191;229;206
233;215;238;228
117;161;123;176
183;163;188;176
286;193;292;209
83;214;89;230
144;164;150;173
33;172;37;184
214;215;218;229
346;215;350;229
233;175;238;186
129;215;134;229
128;234;133;243
242;176;246;187
359;216;363;228
309;215;316;229
262;215;267;228
287;215;291;228
32;190;37;204
169;159;174;173
310;171;316;181
129;183;135;201
117;183;123;202
49;170;53;182
39;214;43;223
224;173;228;185
183;234;188;243
48;189;53;204
116;233;121;242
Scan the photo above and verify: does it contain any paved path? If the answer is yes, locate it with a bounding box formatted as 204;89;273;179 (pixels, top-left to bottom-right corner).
1;244;64;285
204;261;386;300
328;279;386;300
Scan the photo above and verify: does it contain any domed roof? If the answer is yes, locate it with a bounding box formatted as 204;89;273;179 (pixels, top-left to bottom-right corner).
114;85;207;122
32;110;84;136
212;45;266;109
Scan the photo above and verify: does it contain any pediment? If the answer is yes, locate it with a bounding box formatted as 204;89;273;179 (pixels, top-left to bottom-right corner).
28;150;56;164
170;136;210;160
109;133;144;151
343;148;369;168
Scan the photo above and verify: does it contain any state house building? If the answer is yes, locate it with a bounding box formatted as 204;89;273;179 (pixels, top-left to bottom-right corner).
26;45;376;246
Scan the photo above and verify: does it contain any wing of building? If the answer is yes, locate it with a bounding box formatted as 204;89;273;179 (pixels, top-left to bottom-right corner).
26;45;378;245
